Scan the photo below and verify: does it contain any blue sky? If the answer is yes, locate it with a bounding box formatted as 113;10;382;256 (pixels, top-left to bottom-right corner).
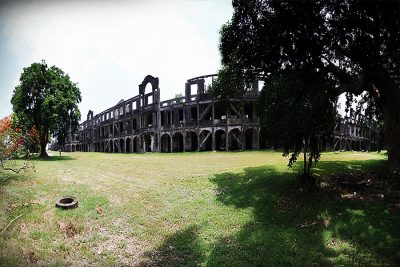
0;0;233;121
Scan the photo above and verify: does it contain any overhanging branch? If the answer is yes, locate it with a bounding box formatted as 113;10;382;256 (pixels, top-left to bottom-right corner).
320;55;369;96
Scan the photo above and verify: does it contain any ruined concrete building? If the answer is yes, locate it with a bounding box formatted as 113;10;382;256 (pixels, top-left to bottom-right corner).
62;74;378;153
64;74;260;153
333;113;379;151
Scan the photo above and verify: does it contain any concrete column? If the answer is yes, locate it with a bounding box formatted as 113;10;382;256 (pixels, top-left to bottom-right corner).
226;104;230;151
196;101;200;125
185;82;191;102
256;129;260;149
182;104;186;124
197;129;200;152
226;130;229;152
141;135;145;153
183;132;186;152
212;132;216;151
197;80;205;95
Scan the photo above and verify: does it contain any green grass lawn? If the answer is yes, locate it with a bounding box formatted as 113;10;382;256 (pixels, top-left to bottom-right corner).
0;151;399;266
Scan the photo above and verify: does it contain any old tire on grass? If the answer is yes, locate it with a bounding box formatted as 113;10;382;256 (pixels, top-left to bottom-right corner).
55;196;78;209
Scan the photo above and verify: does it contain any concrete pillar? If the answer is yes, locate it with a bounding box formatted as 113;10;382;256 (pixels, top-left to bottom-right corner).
212;132;216;151
197;130;200;152
226;130;229;152
226;104;230;151
183;132;186;152
185;82;191;102
197;80;205;95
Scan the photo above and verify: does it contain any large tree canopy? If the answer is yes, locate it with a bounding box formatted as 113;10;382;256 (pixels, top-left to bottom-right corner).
11;61;81;158
217;0;400;172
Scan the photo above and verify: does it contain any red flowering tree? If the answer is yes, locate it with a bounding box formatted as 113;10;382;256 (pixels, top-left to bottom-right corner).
0;115;34;173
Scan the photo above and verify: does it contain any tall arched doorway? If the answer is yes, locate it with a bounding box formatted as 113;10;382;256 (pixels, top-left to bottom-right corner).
161;134;171;152
185;131;198;152
215;129;226;151
126;138;131;153
172;132;184;152
199;130;212;151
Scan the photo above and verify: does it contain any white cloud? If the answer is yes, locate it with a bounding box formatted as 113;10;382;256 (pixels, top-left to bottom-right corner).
0;0;232;119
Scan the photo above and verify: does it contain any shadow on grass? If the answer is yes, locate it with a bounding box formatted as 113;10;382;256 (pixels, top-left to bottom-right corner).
310;159;389;176
208;165;332;266
31;155;75;161
207;158;399;266
138;225;205;267
141;158;399;266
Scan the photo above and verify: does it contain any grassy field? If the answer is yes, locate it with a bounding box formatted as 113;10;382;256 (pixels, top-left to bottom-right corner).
0;151;399;266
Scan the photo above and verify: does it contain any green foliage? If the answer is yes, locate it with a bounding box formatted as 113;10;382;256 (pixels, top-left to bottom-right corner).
218;0;399;85
260;69;337;186
174;93;184;103
216;0;400;172
11;60;81;157
211;65;249;100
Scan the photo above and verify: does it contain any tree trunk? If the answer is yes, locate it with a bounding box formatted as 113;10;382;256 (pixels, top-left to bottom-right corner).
300;149;316;190
307;153;313;177
39;132;48;158
303;150;307;176
375;71;400;173
382;89;400;173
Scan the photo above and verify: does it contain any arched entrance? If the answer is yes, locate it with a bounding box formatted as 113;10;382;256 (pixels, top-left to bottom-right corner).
144;134;152;152
215;129;226;151
126;138;131;153
119;139;124;153
228;128;242;151
110;140;114;153
133;136;140;153
172;132;184;152
199;130;212;151
185;131;198;152
161;134;171;152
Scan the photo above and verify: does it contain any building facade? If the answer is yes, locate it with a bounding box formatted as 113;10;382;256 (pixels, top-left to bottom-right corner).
63;74;260;153
62;74;378;153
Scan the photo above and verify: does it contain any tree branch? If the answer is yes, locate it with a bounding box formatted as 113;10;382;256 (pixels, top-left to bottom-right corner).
0;160;34;174
0;213;25;236
320;55;369;96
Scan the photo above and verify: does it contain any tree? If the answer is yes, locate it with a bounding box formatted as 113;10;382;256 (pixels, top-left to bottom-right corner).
175;93;184;103
11;61;81;158
0;115;34;173
259;68;336;188
216;0;400;173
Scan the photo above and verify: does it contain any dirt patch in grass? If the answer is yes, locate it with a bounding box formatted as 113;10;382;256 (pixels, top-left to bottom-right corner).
60;221;80;238
276;171;399;213
91;232;144;265
320;171;400;209
275;170;400;230
89;220;145;266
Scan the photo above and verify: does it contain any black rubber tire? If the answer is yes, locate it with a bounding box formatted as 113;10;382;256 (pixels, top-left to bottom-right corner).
55;196;78;209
